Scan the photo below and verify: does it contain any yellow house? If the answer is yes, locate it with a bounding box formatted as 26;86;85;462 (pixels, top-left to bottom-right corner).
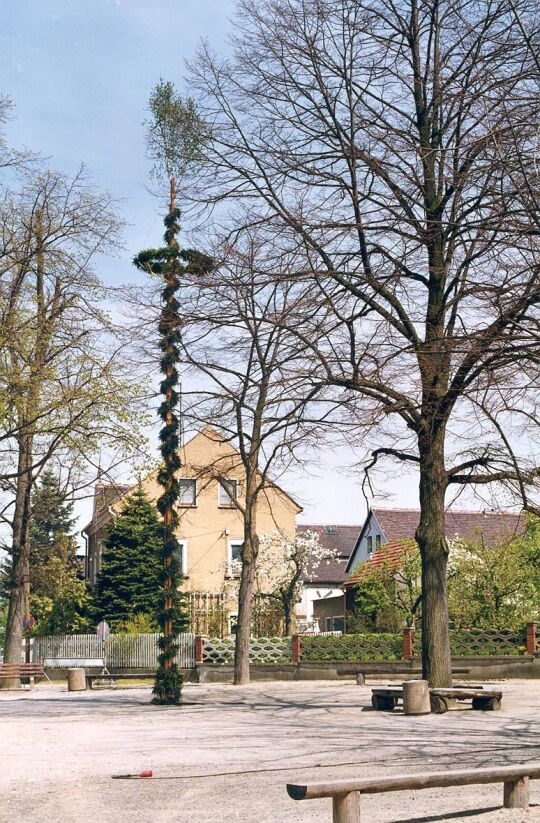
83;427;302;633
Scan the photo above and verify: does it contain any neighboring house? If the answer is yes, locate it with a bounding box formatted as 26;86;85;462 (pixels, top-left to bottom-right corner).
346;507;525;574
296;524;361;632
83;427;302;632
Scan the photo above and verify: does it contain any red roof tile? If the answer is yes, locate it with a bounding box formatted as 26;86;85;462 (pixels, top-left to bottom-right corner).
345;539;412;585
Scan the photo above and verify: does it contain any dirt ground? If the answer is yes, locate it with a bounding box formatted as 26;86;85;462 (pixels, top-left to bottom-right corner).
1;678;539;823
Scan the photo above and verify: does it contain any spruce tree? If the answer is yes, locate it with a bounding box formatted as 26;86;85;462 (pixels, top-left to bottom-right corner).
95;484;163;627
29;469;78;587
134;80;213;705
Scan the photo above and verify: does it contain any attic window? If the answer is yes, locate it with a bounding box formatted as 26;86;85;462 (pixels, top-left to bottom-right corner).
367;536;373;555
375;534;381;548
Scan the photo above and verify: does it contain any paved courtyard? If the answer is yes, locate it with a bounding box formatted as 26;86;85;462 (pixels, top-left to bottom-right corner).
1;679;539;823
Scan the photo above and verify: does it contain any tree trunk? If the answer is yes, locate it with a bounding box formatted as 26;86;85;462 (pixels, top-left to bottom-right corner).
2;435;33;688
234;504;258;685
416;441;452;687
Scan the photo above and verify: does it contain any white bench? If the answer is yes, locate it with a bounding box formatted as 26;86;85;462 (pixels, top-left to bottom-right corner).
43;658;114;688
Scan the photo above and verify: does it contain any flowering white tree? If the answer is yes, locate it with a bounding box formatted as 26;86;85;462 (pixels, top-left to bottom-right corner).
254;530;340;636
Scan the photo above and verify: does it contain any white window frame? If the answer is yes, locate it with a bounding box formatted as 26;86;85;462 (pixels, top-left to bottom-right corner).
176;538;188;576
227;538;243;577
375;534;382;549
218;478;237;507
178;478;197;507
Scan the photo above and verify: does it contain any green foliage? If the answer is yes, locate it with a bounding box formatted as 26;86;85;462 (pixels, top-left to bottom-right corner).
26;471;91;635
145;79;208;184
114;612;159;635
94;484;163;628
151;664;183;705
352;541;422;631
31;557;92;635
0;600;7;651
448;520;540;630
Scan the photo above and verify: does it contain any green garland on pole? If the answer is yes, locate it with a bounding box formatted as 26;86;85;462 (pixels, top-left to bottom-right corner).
134;81;213;705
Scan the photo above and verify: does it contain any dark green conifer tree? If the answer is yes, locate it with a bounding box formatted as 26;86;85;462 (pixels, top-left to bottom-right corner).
134;80;213;704
95;484;163;627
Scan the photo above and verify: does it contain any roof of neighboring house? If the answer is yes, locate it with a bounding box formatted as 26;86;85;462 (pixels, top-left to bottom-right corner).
372;507;525;544
83;483;133;535
297;524;362;585
345;539;413;586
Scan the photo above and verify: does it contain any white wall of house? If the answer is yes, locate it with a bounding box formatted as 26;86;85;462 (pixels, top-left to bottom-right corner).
296;585;346;629
347;512;386;572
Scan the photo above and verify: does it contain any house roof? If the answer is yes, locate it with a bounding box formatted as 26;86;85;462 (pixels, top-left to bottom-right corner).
371;507;525;545
345;539;412;586
297;524;362;585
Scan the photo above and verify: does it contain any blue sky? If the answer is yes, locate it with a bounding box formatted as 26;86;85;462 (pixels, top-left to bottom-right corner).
1;0;423;528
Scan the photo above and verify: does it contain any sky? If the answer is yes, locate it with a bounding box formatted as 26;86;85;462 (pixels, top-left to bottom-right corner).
1;0;426;536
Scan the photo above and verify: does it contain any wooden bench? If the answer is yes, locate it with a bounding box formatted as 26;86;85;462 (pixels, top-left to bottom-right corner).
287;763;540;823
0;663;50;687
371;684;502;712
430;687;502;713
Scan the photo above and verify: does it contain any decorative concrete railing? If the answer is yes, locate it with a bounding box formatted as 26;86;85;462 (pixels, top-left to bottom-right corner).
32;622;537;669
299;633;403;662
201;636;291;664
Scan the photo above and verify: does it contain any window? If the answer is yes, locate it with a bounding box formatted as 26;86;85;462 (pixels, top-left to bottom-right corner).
178;479;196;506
219;479;237;507
227;539;243;577
367;536;373;555
174;539;188;576
228;612;238;635
325;616;345;634
375;534;382;548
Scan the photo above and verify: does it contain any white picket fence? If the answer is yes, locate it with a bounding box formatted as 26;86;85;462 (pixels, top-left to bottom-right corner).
32;633;195;668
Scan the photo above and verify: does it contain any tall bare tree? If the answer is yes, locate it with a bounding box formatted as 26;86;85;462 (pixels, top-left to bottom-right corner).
176;235;327;683
186;0;540;685
0;168;145;684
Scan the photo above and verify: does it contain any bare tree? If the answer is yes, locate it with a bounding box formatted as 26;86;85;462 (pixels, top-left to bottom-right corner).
176;234;329;683
0;168;146;683
185;0;540;685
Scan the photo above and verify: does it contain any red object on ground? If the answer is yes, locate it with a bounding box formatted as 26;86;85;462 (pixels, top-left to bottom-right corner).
111;770;153;779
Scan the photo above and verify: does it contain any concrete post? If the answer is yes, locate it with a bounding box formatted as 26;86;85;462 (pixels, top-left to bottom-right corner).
291;634;301;663
403;679;430;715
67;668;86;692
526;623;537;656
403;627;414;660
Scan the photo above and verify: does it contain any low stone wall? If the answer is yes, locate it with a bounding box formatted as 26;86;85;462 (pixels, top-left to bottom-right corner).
193;655;540;683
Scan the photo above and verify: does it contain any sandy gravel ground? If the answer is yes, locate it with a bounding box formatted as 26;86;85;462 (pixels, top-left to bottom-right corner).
0;678;539;823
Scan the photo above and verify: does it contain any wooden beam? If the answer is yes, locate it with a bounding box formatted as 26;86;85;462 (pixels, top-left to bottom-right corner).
287;763;540;801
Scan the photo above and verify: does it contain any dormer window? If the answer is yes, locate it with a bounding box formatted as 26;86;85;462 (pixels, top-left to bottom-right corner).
375;534;381;548
367;536;373;555
219;479;237;507
178;479;196;506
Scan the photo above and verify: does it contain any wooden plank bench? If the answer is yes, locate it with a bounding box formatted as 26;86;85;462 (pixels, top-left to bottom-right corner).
430;687;502;713
371;684;502;712
0;663;50;687
287;763;540;823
